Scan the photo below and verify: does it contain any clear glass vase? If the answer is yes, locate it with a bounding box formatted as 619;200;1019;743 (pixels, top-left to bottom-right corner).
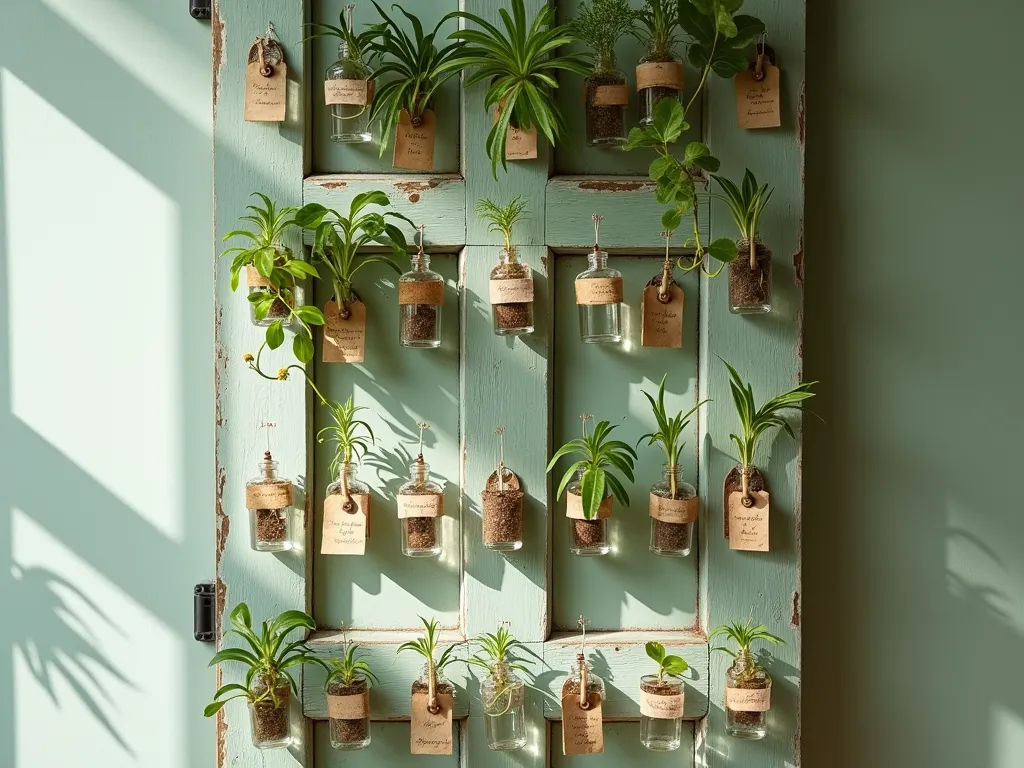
482;664;527;750
245;452;293;552
637;48;684;126
649;464;697;557
247;243;293;327
725;651;772;740
584;59;628;146
399;252;444;348
576;248;622;343
398;459;443;557
639;674;684;751
489;247;534;336
326;29;373;144
326;677;371;750
248;678;292;750
728;239;773;314
566;471;611;557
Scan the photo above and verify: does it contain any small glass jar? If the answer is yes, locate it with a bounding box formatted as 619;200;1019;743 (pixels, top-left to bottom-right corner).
245;452;293;552
561;657;606;710
566;471;611;557
398;459;444;557
247;243;294;327
489;248;534;336
649;464;697;557
481;663;527;750
248;677;292;750
725;651;772;740
729;239;773;314
639;674;684;751
326;29;373;144
399;252;444;348
576;248;623;343
326;677;371;751
637;47;684;126
481;486;524;552
584;58;628;146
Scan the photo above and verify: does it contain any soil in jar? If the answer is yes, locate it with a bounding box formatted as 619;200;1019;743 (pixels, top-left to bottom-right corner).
255;508;288;542
411;679;455;697
729;241;772;309
482;490;524;545
327;678;369;745
638;55;682;124
571;519;606;549
728;677;770;726
401;489;439;550
250;679;291;742
653;519;691;551
640;678;681;698
403;304;439;341
561;678;603;701
494;302;532;331
585;71;626;143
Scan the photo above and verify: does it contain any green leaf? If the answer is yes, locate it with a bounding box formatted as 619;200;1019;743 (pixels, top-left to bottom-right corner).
654;98;685;143
255;248;274;278
707;237;738;264
716;6;738;38
579;467;606;520
682;141;712;167
645;641;666;664
294;305;325;325
282;260;319;279
649;155;675;181
661;208;682;231
265;321;285;350
293;332;314;363
662;655;689;675
294;203;329;229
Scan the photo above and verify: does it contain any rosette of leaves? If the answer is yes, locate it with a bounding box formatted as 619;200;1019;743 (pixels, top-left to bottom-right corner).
645;641;689;680
397;616;461;678
220;193;324;362
366;3;465;155
567;0;638;71
546;415;637;520
204;603;321;717
710;618;783;666
439;0;589;177
318;396;375;481
637;374;707;498
464;626;532;715
324;642;379;690
633;0;682;59
712;169;774;268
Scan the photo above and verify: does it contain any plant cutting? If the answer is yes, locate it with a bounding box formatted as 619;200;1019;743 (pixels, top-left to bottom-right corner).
639;641;689;751
399;616;460;754
367;3;464;170
546;413;636;556
633;0;685;125
477;196;534;336
324;639;378;750
710;617;784;739
221;193;323;363
441;0;588;175
481;427;524;551
638;375;707;557
713;169;775;313
319;397;375;555
464;625;530;751
204;603;320;750
568;0;638;146
398;422;445;557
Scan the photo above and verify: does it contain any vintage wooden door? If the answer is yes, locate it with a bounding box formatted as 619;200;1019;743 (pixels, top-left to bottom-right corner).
212;1;805;766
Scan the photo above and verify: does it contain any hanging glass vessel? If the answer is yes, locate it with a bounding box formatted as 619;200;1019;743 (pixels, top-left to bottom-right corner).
481;663;527;750
399;226;444;348
324;4;373;144
245;450;293;552
649;464;697;557
575;214;622;343
725;650;772;739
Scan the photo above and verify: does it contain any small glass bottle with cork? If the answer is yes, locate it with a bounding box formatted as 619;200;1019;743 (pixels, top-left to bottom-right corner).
398;225;444;348
575;214;623;343
398;422;444;557
245;424;293;552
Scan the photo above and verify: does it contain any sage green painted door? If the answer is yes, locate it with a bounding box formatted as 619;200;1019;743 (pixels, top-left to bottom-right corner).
213;1;805;767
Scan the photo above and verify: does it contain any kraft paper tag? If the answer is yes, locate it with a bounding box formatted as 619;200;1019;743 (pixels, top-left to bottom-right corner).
323;300;366;363
324;79;370;106
398;493;443;519
591;84;629;106
322;493;369;555
727;490;770;551
489;277;534;304
398;280;444;306
636;61;684;91
641;284;684;348
561;693;604;755
575;276;623;305
244;61;287;122
327;691;369;719
245;482;292;510
410;691;453;755
639;690;685;719
566;492;612;520
246;265;272;288
393;109;436;171
735;63;782;129
493;107;538;160
649;493;698;524
725;686;771;712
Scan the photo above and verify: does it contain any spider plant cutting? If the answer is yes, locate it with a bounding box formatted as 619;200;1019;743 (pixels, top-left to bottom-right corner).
440;0;588;176
324;640;379;750
633;0;685;124
398;616;460;706
477;196;535;335
713;169;776;313
204;603;321;750
465;626;530;749
710;617;784;739
320;396;375;521
547;413;636;556
221;193;324;363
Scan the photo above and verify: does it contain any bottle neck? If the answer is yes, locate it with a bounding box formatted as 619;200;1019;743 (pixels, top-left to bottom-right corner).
337;463;358;483
410;253;431;272
409;459;430;485
662;463;683;484
259;452;278;481
338;41;351;59
588;249;608;269
733;649;756;671
500;247;519;265
595;52;617;73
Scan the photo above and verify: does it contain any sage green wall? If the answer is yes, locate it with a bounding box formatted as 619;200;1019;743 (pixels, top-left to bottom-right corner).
803;1;1024;766
0;1;214;767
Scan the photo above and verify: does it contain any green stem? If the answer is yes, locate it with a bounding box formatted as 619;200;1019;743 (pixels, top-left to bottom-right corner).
683;31;718;118
248;343;329;405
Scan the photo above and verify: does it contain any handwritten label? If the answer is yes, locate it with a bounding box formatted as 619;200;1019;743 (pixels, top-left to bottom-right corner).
324;79;370;106
322;300;366;363
398;280;444;306
398;493;443;519
489;277;534;305
393;109;436;171
561;693;604;755
727;490;770;551
505;123;538;160
410;691;453;755
565;491;612;520
575;276;623;305
735;63;781;129
321;493;369;555
725;686;771;712
639;690;685;719
649;493;698;524
245;482;292;510
327;691;369;719
591;84;629;106
641;284;684;347
244;61;287;122
636;62;684;91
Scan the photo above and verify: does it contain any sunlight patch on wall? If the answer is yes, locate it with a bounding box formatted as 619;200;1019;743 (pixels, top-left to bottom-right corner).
991;704;1024;768
2;70;184;542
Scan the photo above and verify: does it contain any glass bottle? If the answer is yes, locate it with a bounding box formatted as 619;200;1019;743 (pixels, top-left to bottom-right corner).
649;464;697;557
639;674;684;751
412;662;454;702
482;487;524;552
725;650;772;739
576;247;623;343
637;45;684;126
489;247;534;336
326;676;371;750
566;470;611;557
398;458;444;557
728;239;773;314
248;243;294;327
561;657;606;712
325;6;373;144
399;243;444;348
481;663;527;751
248;676;292;750
584;55;628;146
326;463;370;507
245;452;293;552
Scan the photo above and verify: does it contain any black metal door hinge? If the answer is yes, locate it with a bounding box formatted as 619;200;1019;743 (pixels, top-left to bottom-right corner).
190;0;211;20
194;582;216;642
